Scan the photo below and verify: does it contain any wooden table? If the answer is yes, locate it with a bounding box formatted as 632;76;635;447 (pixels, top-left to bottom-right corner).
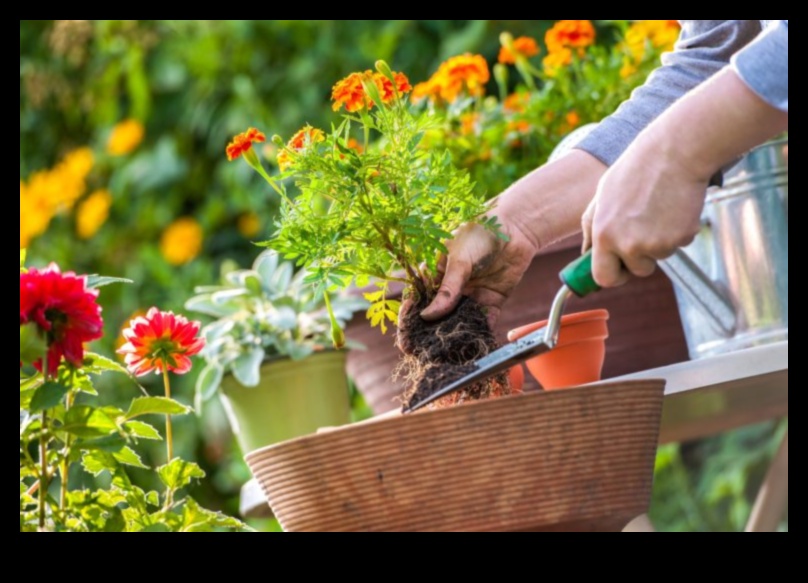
616;341;788;532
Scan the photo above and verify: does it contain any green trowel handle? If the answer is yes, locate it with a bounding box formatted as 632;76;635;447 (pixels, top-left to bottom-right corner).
560;250;601;298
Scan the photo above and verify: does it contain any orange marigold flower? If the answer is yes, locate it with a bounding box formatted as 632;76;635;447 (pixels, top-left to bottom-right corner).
226;128;267;162
566;111;581;129
460;113;481;136
332;70;412;112
546;20;596;53
278;125;326;172
415;54;490;104
412;79;442;103
118;307;205;377
503;92;530;113
499;36;541;65
346;138;364;154
377;72;413;103
332;72;371;112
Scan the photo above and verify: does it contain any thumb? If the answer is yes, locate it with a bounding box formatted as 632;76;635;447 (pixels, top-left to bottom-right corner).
421;254;472;321
581;198;597;254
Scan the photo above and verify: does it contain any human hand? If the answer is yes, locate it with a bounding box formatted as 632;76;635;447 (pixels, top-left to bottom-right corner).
421;150;607;327
419;219;539;329
581;139;708;288
582;68;788;289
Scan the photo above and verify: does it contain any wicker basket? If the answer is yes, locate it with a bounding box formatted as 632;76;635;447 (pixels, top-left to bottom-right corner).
246;380;665;532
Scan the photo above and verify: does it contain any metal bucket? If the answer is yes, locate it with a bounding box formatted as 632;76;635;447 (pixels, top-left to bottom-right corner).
675;138;788;359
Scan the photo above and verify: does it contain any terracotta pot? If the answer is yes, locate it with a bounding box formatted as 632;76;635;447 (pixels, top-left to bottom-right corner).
246;379;666;532
508;365;525;394
510;310;610;390
347;237;689;413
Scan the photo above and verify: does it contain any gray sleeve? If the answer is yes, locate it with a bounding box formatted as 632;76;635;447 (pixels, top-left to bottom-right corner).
577;20;762;166
732;20;788;111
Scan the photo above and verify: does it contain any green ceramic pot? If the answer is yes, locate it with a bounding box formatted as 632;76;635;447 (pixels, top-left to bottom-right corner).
220;351;351;455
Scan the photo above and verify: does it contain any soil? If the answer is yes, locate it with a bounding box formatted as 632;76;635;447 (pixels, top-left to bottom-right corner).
397;295;511;410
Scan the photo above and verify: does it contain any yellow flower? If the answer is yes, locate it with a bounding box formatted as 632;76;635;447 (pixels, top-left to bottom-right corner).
625;20;681;62
107;119;145;156
20;148;95;247
237;212;261;238
542;47;573;76
76;189;112;240
160;218;203;266
62;147;94;179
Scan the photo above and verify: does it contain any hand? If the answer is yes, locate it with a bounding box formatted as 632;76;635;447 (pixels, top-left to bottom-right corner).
581;140;708;288
420;219;539;328
583;69;788;289
421;150;607;327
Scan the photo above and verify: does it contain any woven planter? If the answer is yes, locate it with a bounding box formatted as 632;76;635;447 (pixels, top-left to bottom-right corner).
246;379;665;532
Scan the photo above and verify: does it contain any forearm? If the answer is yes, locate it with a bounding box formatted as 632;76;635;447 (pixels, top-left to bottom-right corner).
578;20;761;166
645;68;788;182
495;150;607;251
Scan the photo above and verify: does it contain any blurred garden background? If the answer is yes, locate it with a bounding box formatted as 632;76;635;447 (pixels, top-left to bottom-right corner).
20;20;786;532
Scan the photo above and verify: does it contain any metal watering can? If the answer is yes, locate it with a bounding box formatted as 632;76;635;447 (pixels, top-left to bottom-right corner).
551;125;788;360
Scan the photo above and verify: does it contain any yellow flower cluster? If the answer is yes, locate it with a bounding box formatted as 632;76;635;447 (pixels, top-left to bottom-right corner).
20;148;94;248
107;119;145;156
76;189;113;240
160;217;203;266
621;20;681;78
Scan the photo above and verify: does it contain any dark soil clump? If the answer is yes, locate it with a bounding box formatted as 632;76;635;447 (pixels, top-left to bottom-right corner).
397;295;511;410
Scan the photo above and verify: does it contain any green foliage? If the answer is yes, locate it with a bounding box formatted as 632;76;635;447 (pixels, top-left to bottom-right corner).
20;277;248;533
266;66;497;334
187;250;365;403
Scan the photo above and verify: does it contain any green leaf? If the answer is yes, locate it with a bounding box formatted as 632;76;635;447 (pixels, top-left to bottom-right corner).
20;249;27;271
232;348;265;388
180;498;249;532
126;397;191;420
29;382;70;413
62;406;118;438
85;275;134;289
114;446;149;470
82;451;118;477
84;352;130;376
196;365;224;404
124;420;162;441
157;459;205;491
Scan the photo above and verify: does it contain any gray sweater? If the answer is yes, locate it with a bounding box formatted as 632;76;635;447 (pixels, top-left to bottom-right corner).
578;20;789;166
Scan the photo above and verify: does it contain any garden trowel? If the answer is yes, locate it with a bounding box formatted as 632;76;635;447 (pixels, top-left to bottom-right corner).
404;251;600;413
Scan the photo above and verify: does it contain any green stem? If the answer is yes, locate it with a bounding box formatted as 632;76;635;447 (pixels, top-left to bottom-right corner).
255;164;289;201
38;353;49;531
59;391;75;512
162;367;174;463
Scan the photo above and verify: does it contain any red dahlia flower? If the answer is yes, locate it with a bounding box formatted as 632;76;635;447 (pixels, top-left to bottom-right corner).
20;265;104;376
118;308;205;377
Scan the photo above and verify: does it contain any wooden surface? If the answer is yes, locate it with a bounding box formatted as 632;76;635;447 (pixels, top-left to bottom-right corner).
604;342;788;444
246;380;665;532
746;431;788;533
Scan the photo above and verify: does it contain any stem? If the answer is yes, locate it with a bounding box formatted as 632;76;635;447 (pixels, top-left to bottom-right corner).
162;367;174;463
38;353;49;531
60;391;75;511
255;164;289;201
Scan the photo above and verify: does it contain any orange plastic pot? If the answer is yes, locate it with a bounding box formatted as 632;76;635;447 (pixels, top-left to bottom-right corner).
509;310;610;391
508;365;525;395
